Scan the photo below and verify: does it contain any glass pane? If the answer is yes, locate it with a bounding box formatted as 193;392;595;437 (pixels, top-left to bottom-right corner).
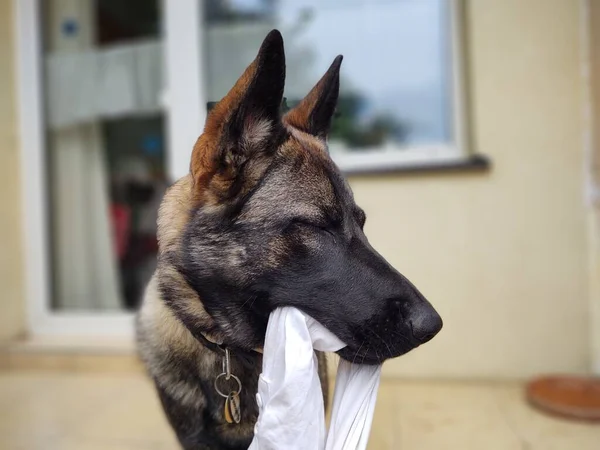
202;0;452;155
41;0;166;311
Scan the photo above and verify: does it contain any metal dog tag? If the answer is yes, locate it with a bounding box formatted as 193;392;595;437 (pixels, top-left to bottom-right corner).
215;349;243;425
224;392;241;424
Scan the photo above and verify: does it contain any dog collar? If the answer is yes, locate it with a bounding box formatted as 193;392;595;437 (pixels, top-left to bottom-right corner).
195;330;263;355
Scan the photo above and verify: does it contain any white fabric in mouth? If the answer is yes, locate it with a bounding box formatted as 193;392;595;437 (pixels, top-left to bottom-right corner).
249;306;382;450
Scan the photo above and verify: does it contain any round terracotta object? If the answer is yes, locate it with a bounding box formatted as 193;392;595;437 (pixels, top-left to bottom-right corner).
526;376;600;422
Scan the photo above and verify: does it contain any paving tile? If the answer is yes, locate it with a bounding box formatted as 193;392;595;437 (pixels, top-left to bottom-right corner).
1;372;599;450
493;384;600;450
394;381;522;450
73;377;179;446
0;373;133;439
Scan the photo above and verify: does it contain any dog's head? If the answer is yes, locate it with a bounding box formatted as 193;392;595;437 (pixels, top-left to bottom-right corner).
164;30;442;364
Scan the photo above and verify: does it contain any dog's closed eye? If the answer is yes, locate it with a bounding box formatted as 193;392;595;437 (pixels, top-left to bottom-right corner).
288;219;336;239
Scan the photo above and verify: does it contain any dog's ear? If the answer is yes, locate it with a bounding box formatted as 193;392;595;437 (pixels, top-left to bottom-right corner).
283;55;343;139
190;30;286;201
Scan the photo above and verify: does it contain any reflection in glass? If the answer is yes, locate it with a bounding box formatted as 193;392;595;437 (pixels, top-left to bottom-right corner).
203;0;452;155
43;0;165;311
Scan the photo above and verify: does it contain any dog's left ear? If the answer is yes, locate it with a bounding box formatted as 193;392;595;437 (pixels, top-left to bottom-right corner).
190;30;286;201
283;55;343;139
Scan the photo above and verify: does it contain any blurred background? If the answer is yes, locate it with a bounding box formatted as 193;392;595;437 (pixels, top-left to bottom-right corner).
1;0;599;448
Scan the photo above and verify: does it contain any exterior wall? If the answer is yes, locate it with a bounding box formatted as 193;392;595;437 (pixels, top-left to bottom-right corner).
356;0;589;378
0;0;26;341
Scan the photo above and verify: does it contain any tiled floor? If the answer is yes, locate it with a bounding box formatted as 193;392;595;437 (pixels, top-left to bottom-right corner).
0;372;598;449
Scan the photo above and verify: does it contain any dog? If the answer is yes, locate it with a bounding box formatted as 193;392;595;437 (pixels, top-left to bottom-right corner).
136;29;443;450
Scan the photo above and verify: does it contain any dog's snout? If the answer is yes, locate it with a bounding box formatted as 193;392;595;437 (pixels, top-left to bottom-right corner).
401;302;443;343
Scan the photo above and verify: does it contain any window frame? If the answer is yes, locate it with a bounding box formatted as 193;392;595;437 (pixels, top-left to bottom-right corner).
194;0;471;175
328;0;470;174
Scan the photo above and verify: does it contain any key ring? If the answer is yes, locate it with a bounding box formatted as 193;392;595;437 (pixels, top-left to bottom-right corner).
214;373;242;398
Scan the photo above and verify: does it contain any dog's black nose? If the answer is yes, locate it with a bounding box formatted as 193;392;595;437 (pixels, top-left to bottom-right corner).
409;305;443;343
395;300;443;344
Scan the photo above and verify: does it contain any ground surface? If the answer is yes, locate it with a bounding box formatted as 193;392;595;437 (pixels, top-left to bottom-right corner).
0;372;599;449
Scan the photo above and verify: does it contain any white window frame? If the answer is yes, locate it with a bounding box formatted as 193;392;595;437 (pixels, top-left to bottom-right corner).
336;0;469;172
14;0;466;339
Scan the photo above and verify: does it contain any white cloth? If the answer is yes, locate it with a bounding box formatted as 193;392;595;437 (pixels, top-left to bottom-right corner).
249;307;382;450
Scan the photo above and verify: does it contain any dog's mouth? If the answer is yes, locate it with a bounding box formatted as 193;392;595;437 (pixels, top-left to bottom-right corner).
336;338;418;365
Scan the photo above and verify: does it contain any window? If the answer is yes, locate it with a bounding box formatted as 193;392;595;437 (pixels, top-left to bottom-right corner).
200;0;466;172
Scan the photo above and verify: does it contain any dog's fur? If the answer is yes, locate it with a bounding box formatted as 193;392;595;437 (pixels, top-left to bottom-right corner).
137;30;442;449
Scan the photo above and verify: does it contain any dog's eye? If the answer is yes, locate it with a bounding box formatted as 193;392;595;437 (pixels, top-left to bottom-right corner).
290;219;333;236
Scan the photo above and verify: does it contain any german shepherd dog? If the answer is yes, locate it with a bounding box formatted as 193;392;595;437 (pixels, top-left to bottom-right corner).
137;30;443;449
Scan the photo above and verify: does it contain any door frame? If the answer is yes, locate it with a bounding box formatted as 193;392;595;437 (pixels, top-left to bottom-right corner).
14;0;205;338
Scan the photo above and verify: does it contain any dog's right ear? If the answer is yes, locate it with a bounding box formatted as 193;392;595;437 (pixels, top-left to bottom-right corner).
283;55;343;140
190;30;286;202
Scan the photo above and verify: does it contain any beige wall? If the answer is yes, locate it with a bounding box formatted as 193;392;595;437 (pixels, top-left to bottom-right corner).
352;0;589;378
0;0;26;342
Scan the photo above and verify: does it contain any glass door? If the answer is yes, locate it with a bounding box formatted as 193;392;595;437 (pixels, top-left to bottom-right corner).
16;0;206;336
40;0;167;312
